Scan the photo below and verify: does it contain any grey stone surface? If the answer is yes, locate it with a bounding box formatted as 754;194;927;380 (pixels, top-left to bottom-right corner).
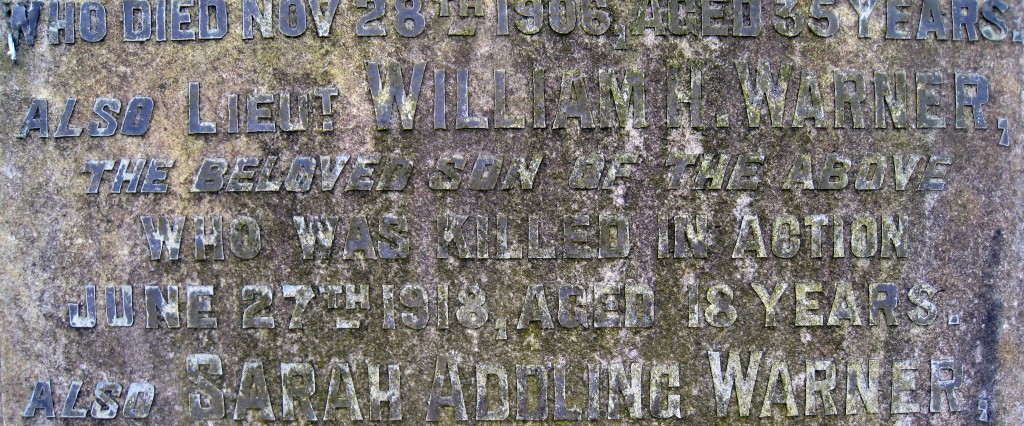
1;0;1023;423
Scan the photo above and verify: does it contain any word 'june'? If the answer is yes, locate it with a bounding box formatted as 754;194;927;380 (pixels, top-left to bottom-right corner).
66;280;934;332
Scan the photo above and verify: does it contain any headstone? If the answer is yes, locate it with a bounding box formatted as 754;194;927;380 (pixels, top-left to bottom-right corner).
1;0;1022;422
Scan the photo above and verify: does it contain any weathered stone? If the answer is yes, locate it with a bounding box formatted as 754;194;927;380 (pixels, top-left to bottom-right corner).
2;0;1023;423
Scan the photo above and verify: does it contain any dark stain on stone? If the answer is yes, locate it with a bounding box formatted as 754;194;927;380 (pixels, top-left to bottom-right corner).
976;228;1004;422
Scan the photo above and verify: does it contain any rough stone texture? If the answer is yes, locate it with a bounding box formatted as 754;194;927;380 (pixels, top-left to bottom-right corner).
1;0;1023;424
